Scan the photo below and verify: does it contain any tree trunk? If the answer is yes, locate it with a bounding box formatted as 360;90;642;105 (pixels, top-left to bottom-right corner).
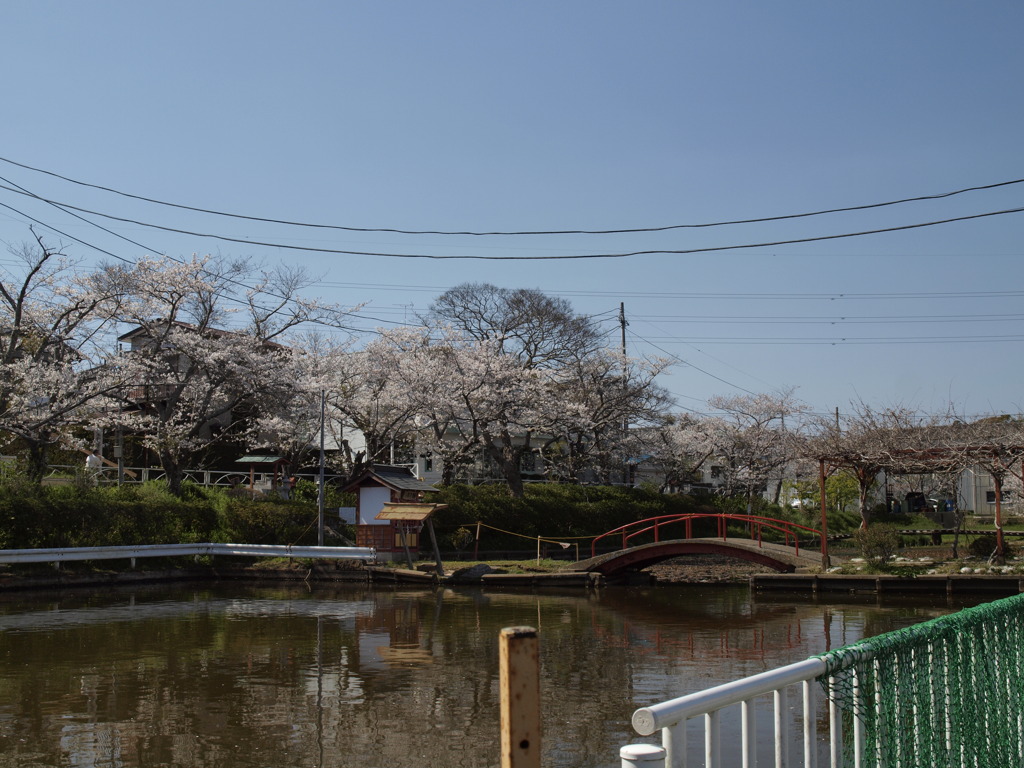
484;441;525;498
991;473;1006;564
24;438;49;482
951;507;964;559
160;451;185;496
858;479;872;528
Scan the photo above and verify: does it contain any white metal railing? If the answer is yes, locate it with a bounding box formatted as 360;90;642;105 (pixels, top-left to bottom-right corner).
620;593;1024;768
46;465;294;487
0;543;376;566
622;656;846;768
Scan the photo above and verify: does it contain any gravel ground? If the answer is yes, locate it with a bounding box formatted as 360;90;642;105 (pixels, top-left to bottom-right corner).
642;554;768;584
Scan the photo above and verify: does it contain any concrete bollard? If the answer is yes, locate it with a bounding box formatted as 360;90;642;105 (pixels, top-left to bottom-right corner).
620;743;666;768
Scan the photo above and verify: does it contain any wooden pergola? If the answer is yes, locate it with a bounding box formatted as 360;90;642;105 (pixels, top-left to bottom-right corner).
817;443;1024;561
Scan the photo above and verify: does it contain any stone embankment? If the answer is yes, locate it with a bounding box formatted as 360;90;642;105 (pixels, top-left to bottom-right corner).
4;554;1024;594
752;572;1024;596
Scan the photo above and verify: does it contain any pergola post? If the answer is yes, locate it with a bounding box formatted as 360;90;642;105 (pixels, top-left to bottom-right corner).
993;472;1005;561
819;458;830;569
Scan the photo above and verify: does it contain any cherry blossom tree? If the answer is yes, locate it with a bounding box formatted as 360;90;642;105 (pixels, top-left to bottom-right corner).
97;255;345;495
653;413;720;493
0;234;126;479
423;285;627;495
408;330;548;496
542;351;673;484
316;328;424;477
665;390;808;514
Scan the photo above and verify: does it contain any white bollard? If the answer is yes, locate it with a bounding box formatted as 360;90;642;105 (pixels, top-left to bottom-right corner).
620;743;666;768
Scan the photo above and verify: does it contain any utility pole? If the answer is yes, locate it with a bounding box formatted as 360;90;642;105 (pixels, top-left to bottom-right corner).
619;303;630;485
619;302;627;360
317;390;326;547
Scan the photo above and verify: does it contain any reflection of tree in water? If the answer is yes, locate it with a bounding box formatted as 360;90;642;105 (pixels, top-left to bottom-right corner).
0;583;983;768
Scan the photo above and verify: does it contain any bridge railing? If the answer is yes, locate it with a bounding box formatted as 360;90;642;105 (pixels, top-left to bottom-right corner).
591;513;824;561
620;592;1024;768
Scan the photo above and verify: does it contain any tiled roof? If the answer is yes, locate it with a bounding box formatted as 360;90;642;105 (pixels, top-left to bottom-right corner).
346;464;436;492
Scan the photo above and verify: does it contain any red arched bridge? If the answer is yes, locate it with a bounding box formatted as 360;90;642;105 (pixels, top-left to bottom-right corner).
567;513;829;576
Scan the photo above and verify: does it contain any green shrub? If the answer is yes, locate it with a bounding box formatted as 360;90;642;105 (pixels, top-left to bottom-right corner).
428;483;716;551
851;524;903;568
966;534;1015;559
217;497;319;545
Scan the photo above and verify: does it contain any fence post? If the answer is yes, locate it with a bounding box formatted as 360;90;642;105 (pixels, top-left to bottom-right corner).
620;743;666;768
500;626;541;768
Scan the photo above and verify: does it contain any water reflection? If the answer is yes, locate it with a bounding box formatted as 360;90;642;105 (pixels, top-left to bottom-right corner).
0;583;986;768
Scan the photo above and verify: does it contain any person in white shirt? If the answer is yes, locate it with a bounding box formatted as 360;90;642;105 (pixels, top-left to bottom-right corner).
85;450;102;482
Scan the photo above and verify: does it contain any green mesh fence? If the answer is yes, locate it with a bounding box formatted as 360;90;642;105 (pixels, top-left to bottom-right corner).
817;593;1024;768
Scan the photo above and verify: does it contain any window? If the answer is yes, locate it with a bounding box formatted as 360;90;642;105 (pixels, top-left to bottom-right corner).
986;491;996;504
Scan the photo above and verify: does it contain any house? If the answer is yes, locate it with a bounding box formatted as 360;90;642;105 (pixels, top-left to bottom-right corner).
116;319;289;449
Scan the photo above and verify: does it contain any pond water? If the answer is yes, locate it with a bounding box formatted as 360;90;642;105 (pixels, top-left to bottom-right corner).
0;581;991;767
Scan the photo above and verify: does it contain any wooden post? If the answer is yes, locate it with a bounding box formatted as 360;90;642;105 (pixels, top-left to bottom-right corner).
500;626;541;768
994;473;1006;561
399;523;414;569
819;458;830;569
426;517;445;577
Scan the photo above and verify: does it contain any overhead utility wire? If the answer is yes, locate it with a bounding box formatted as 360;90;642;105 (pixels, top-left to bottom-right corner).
320;282;1024;301
0;200;132;264
639;334;1024;345
625;327;759;396
1;182;1021;260
0;172;154;263
630;315;1024;325
0;181;392;335
1;155;1021;236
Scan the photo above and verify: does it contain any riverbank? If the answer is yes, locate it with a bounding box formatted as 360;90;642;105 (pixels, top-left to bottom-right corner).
3;552;1024;594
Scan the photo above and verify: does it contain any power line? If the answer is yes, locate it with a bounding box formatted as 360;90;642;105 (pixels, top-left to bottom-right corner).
2;154;1021;236
0;194;380;336
2;180;1022;260
636;334;1024;345
625;327;760;396
629;314;1024;325
317;281;1024;302
0;199;133;264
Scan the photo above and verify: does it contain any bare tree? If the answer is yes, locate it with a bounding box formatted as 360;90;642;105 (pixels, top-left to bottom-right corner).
811;402;927;528
426;283;601;368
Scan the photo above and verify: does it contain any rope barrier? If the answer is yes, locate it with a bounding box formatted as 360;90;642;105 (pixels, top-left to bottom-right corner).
473;522;595;545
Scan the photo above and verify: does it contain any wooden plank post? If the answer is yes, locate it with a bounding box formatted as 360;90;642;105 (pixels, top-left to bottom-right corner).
499;626;541;768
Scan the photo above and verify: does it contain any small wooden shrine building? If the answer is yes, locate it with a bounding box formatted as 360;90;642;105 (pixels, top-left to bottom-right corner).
342;464;441;561
235;454;290;492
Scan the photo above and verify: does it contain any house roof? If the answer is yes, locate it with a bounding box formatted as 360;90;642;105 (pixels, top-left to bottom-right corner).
118;320;289;350
237;455;288;464
343;464;436;493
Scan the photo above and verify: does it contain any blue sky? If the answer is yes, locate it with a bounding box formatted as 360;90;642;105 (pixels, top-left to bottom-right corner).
2;2;1023;419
